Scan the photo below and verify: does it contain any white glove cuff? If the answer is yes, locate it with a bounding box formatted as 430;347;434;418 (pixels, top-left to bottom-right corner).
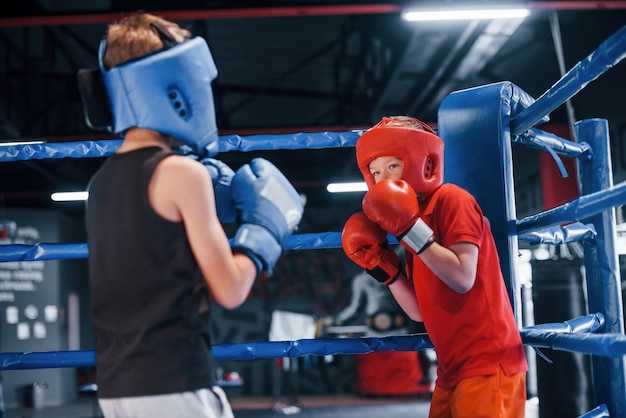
401;218;435;254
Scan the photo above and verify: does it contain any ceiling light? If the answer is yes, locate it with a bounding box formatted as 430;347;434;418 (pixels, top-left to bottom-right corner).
51;191;89;202
0;140;45;147
326;182;368;193
402;7;529;22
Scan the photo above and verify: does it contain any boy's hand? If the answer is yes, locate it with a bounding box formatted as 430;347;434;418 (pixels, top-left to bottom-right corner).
342;212;402;285
363;179;435;255
230;158;304;273
200;158;237;224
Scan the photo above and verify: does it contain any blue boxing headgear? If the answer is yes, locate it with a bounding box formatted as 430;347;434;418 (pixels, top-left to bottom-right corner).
98;36;219;157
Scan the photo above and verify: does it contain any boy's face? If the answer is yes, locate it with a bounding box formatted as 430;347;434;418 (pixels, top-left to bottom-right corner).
368;156;404;184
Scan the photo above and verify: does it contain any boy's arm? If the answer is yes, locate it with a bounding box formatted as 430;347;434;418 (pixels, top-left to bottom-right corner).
363;179;478;294
153;155;258;309
415;241;478;294
341;211;422;321
388;274;422;322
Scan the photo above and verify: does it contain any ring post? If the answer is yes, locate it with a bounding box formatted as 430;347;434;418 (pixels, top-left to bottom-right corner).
438;81;528;324
577;118;626;416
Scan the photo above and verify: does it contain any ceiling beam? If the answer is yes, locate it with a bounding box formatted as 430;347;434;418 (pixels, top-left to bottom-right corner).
1;2;625;28
0;5;402;28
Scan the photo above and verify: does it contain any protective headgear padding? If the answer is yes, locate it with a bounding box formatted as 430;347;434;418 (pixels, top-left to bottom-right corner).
356;117;444;199
99;37;219;157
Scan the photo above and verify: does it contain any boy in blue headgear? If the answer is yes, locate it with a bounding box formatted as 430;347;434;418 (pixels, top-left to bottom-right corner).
83;12;304;418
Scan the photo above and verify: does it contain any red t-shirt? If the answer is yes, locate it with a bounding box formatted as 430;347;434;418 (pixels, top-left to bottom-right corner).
408;183;528;390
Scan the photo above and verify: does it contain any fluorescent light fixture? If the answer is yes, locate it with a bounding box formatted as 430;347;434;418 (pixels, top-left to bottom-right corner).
51;191;89;202
0;140;45;147
403;7;529;22
326;182;368;193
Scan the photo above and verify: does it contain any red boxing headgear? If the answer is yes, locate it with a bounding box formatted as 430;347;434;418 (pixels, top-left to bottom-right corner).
356;117;444;200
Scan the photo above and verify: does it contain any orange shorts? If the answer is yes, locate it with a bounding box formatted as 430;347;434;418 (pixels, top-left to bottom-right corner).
428;367;526;418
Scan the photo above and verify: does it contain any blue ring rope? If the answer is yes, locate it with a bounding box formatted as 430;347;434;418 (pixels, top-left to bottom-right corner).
0;313;613;371
0;131;363;162
0;218;612;262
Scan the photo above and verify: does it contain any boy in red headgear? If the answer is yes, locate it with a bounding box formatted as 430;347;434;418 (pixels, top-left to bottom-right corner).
341;116;528;418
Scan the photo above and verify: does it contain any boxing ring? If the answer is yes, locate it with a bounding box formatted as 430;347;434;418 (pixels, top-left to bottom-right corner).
1;23;625;418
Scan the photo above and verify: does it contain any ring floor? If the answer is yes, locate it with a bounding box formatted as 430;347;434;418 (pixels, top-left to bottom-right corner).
5;395;539;417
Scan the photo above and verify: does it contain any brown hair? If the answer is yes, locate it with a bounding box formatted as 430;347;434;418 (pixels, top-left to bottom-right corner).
370;115;436;134
102;13;191;69
378;115;434;132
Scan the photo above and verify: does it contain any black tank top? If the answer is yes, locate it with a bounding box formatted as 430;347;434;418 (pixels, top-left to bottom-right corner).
86;147;215;398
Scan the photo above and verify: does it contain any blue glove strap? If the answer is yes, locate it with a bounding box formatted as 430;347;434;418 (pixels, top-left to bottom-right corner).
231;223;282;274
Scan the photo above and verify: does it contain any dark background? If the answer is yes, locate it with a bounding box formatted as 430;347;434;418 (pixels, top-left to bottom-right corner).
1;1;625;233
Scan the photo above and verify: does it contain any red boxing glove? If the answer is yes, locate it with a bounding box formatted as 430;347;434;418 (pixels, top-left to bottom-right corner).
363;179;435;255
342;212;402;285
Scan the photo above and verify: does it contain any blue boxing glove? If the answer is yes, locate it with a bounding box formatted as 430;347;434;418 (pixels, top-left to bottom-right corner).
230;158;304;273
200;158;237;224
